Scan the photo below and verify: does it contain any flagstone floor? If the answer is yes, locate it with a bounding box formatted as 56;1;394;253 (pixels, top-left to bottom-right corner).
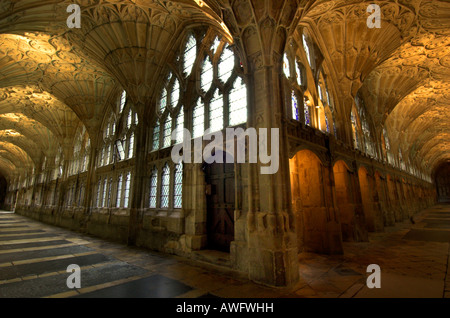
0;204;449;298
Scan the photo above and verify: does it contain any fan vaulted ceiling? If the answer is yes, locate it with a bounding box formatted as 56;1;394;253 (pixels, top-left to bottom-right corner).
0;0;448;181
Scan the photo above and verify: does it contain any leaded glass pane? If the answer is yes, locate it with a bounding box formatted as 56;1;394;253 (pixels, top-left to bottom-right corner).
160;88;167;112
283;53;290;78
171;78;180;108
149;169;158;208
123;172;131;208
201;57;213;92
218;45;234;83
152;121;160;151
292;91;299;121
163;115;172;148
304;100;311;126
302;34;312;67
102;178;107;207
209;90;224;132
175;106;184;144
160;164;170;208
229;78;247;126
120;90;127;113
325;113;330;133
127;110;132;129
295;59;303;86
192;99;204;138
116;175;123;207
128;133;134;158
183;35;196;76
173;164;183;209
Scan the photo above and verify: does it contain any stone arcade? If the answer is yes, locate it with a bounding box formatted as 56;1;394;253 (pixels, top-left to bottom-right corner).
0;0;449;287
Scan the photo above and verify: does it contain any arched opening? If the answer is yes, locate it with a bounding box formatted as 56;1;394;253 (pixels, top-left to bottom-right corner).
333;160;368;242
435;162;450;203
204;150;235;253
290;149;343;254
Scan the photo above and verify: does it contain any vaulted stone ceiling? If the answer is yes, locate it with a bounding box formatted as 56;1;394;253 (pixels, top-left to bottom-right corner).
0;0;448;181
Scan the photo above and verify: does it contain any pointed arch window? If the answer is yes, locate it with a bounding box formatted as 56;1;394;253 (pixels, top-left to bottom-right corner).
116;174;123;208
149;168;158;208
173;163;183;209
175;106;184;144
201;57;214;92
152;120;160;151
183;35;197;76
128;132;135;158
123;172;131;208
304;98;311;126
218;45;234;83
295;59;304;86
209;90;224;132
160;164;170;208
193;99;204;138
102;178;108;207
292;91;299;121
283;53;290;78
163;115;172;148
302;34;312;67
119;90;127;113
229;78;247;126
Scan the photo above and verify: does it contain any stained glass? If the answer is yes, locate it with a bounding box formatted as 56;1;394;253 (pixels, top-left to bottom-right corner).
209;90;224;132
292;91;299;121
173;163;183;209
325;113;330;133
149;168;158;208
212;36;221;54
218;45;234;83
160;164;170;208
304;100;311;126
152;121;160;151
229;78;247;126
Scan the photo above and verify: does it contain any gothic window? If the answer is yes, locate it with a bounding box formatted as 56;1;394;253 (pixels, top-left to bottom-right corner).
159;88;168;113
128;132;134;158
163;115;172;148
116;174;123;208
201;56;214;92
173;163;183;209
292;91;299;121
218;45;234;83
123;172;131;208
295;59;304;86
183;34;197;77
304;98;311;126
302;33;312;67
283;53;290;78
351;110;360;149
149;168;158;209
119;90;127;113
152;120;160;151
102;178;107;207
229;78;247;126
175;106;184;144
192;99;204;138
160;164;170;209
209;90;224;132
96;180;101;208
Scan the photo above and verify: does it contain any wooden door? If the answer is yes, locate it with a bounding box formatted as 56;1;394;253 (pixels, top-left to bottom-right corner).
205;153;235;252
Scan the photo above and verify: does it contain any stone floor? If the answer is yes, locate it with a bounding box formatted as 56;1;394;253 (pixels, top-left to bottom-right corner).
0;204;449;298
